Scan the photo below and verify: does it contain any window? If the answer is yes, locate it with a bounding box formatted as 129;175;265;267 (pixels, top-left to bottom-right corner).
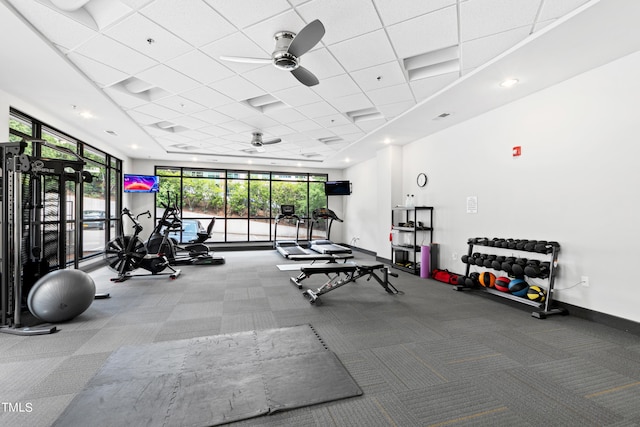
155;166;327;243
8;108;122;265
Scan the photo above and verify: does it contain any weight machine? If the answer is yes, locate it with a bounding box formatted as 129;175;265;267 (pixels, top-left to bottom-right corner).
0;139;96;335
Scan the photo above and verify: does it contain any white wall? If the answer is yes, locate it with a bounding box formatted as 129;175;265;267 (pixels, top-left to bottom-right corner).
344;50;640;323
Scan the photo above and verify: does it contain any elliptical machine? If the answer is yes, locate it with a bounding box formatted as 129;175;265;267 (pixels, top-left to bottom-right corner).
146;198;224;266
104;208;181;282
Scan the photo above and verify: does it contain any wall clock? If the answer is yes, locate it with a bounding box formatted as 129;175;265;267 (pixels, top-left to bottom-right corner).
417;173;428;187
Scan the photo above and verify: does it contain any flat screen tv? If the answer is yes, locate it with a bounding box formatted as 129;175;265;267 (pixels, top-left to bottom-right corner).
324;180;351;196
123;174;160;193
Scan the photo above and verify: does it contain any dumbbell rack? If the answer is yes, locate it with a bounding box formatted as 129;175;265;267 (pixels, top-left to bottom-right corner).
454;238;568;319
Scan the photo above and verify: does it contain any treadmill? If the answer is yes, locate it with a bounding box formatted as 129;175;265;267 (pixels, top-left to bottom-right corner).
308;208;352;255
274;205;308;258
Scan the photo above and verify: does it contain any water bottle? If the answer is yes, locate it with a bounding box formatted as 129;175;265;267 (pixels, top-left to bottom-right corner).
405;194;410;207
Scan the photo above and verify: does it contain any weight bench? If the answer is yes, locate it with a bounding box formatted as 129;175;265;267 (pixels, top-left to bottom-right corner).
290;262;400;304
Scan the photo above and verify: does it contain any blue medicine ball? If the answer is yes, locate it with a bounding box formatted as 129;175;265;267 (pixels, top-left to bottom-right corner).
508;278;529;297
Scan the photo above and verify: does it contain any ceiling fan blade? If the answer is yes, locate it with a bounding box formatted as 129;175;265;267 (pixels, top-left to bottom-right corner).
261;138;282;145
291;66;319;87
288;19;325;57
220;56;271;64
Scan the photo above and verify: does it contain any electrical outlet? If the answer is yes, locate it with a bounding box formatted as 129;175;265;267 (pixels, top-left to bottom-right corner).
452;252;458;260
581;276;589;287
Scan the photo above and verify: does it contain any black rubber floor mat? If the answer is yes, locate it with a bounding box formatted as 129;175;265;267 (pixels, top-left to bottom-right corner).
52;325;362;427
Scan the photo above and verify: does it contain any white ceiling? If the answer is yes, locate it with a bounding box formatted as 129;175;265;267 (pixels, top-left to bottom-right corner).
1;0;639;169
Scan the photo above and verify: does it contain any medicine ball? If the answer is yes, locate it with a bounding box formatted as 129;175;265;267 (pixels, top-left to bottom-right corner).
478;272;496;288
527;285;547;302
494;276;511;292
508;278;529;297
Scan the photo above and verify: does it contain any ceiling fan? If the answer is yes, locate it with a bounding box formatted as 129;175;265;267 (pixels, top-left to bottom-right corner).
220;19;325;87
250;132;281;152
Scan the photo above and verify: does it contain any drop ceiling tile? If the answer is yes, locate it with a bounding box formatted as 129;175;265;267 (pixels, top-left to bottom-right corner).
217;120;255;134
166;50;235;85
209;75;265;102
296;101;339;119
264;107;308;123
104;13;193;62
273;85;322;107
312;74;361;100
132;102;183;121
140;0;235;47
460;26;530;71
74;34;158;75
409;72;459;101
204;0;291;29
215;102;257;120
67;52;129;87
330;123;366;136
180;87;234;109
315;114;351;127
199;125;234;137
350;61;407;91
331;92;373;113
191;109;234;125
10;1;97;51
538;0;590;21
136;64;200;94
460;0;541;42
242;115;280;130
297;0;382;45
297;48;345;80
373;0;457;26
262;124;295;137
532;19;555;33
366;82;414;106
241;65;300;93
329;30;396;72
288;119;323;132
387;6;459;59
175;129;211;139
154;95;207;115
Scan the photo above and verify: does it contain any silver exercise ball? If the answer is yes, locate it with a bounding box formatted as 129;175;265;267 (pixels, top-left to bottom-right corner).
27;269;96;323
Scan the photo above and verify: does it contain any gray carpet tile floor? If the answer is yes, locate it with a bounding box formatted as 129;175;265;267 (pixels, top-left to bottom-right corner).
1;249;639;427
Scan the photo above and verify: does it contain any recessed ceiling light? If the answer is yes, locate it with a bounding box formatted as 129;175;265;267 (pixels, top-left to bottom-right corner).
79;110;93;119
131;144;138;150
500;78;519;88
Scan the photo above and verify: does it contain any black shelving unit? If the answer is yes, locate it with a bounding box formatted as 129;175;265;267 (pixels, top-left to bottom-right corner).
454;238;568;319
391;206;433;275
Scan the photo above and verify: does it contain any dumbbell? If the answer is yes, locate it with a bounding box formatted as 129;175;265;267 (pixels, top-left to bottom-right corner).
501;257;516;274
491;256;506;270
511;257;528;277
475;254;487;266
483;254;497;268
523;240;538;251
525;261;551;278
515;239;530;250
475;237;489;246
534;241;560;254
498;239;512;249
458;272;480;288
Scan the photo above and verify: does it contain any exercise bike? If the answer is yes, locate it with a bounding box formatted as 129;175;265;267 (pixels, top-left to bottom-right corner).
104;208;181;282
146;200;225;266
